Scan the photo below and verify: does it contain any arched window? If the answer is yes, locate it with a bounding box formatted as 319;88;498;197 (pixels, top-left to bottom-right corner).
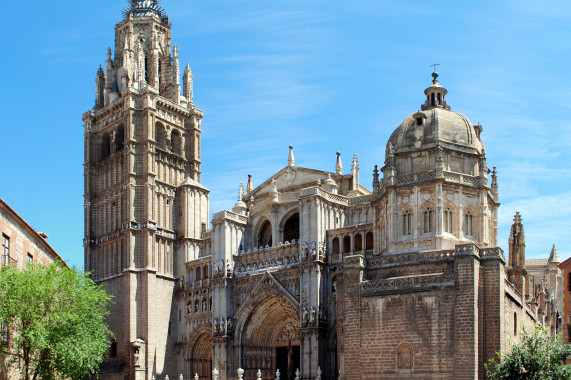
101;133;111;159
258;220;272;247
114;126;124;152
365;232;374;250
355;234;363;252
343;236;351;253
194;300;199;313
397;343;413;370
402;210;412;236
444;208;453;233
332;238;340;255
172;129;182;155
423;207;434;234
156;123;167;150
283;213;300;242
464;211;473;236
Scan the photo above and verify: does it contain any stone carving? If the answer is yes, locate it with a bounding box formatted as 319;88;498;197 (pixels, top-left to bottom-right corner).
226;317;233;335
284;167;296;185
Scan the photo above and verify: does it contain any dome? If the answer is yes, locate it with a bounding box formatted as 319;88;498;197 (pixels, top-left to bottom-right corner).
386;73;484;158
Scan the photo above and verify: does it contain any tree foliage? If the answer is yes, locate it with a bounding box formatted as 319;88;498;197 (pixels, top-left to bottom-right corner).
0;263;113;380
486;326;571;379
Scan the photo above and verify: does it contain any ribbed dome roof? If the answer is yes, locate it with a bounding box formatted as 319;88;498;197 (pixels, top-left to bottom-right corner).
386;74;484;158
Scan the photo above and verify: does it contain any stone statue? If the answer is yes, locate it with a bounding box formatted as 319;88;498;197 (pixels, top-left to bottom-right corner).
310;241;317;260
218;318;225;335
309;306;316;325
271;178;278;192
302;306;308;326
133;346;140;366
226;317;233;334
301;242;309;261
213;318;219;335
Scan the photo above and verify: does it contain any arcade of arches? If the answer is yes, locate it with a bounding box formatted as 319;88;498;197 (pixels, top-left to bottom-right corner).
257;213;300;249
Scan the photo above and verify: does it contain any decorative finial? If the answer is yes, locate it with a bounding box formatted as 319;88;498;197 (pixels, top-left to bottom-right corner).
513;211;522;224
335;152;343;175
288;145;295;167
247;174;253;194
238;183;245;201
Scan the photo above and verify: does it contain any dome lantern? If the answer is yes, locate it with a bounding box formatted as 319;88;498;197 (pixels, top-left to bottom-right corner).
421;72;450;111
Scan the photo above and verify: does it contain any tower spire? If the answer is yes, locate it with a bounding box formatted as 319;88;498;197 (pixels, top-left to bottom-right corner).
335;152;343;175
351;153;359;190
288;145;295;167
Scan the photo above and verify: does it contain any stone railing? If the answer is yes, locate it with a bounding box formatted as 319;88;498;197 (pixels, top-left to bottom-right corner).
367;250;455;269
395;171;435;185
348;194;376;205
212;210;248;224
480;247;505;261
361;272;454;296
234;242;300;276
443;171;480;186
299;186;349;206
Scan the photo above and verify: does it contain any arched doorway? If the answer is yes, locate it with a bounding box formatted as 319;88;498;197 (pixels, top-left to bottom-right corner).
258;220;272;247
188;332;212;379
282;213;300;242
240;295;300;380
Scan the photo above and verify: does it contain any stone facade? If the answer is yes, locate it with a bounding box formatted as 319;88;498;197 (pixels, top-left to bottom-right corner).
84;2;560;380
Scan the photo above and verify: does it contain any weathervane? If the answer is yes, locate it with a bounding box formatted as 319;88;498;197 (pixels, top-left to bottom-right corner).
429;63;440;73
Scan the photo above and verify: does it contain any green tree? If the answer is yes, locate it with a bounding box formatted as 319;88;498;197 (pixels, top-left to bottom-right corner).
486;326;571;379
0;263;113;380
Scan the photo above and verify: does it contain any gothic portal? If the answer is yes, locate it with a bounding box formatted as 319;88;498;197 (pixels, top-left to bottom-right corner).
84;2;560;380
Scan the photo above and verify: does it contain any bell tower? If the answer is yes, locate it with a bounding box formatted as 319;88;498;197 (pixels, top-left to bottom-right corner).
83;1;209;378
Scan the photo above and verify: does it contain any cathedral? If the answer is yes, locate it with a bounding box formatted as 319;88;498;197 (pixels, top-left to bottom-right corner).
83;2;559;380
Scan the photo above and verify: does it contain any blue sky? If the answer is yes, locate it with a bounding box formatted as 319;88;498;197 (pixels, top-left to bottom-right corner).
1;0;570;268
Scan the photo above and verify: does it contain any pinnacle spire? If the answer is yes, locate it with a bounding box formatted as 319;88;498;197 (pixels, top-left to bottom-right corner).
548;243;560;263
288;146;295;167
247;174;253;194
335;152;343;175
